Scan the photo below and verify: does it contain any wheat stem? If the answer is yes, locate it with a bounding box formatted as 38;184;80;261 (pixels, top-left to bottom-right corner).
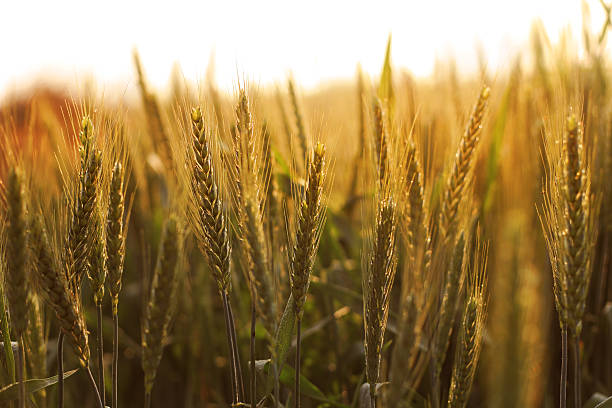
572;334;581;408
96;304;105;406
295;316;302;408
431;361;441;408
221;292;237;404
58;332;64;408
222;291;243;405
561;328;567;408
17;337;25;408
112;311;119;408
85;366;104;408
227;299;244;402
250;293;256;408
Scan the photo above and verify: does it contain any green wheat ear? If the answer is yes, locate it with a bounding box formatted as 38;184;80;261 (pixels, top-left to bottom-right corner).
142;216;183;395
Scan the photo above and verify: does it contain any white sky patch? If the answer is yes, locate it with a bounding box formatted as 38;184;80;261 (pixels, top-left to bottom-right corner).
0;0;608;98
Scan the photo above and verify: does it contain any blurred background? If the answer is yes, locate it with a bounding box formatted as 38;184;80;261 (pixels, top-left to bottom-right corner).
0;0;608;97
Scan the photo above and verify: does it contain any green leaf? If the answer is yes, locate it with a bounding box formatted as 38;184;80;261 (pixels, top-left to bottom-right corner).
263;359;348;407
272;147;292;178
266;294;296;391
278;364;328;402
595;396;612;408
584;393;612;408
0;369;78;401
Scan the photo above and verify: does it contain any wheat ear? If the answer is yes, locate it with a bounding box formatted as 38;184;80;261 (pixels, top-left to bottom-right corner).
440;86;490;241
364;196;398;408
67;116;102;295
447;243;488;408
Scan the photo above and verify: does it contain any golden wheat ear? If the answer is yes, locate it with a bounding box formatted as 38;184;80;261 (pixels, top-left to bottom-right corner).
447;239;488;408
66;116;103;295
289;142;328;317
188;106;232;294
106;162;126;314
30;214;90;368
232;89;275;330
363;196;398;408
440;85;490;242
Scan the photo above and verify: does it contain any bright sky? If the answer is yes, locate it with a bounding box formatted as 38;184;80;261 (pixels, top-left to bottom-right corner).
0;0;607;97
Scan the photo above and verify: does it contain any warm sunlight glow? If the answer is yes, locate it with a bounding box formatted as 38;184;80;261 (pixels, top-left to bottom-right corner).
0;0;607;96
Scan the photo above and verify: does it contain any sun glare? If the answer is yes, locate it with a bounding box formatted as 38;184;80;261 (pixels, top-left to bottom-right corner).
0;0;606;97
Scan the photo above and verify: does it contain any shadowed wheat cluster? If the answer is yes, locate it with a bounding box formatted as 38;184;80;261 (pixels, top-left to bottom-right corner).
0;12;612;408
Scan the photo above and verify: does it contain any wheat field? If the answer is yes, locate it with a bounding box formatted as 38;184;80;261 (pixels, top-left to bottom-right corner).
0;8;611;408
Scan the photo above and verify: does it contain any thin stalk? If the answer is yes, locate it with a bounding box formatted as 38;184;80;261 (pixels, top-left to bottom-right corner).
85;366;104;408
227;297;244;402
17;337;25;408
295;316;301;408
96;304;105;407
112;312;119;408
430;360;440;408
273;359;280;408
222;292;241;405
144;391;151;408
222;293;237;404
58;332;64;408
560;328;568;408
572;334;581;408
250;294;256;408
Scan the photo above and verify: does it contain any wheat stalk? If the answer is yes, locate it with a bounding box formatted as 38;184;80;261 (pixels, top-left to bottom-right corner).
88;200;107;406
541;112;598;408
233;90;275;331
106;161;126;408
363;195;398;408
289;142;328;408
187;106;243;404
231;89;276;406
